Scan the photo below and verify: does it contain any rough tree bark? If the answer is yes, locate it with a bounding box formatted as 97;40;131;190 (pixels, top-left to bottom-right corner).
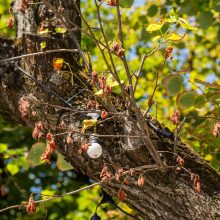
0;1;220;219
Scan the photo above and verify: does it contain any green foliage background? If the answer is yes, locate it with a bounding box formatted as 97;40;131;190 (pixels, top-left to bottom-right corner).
0;0;220;219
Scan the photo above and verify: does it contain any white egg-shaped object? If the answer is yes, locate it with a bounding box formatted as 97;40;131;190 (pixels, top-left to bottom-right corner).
87;143;102;158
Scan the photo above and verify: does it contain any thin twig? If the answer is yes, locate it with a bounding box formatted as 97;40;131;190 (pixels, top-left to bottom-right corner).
143;58;167;117
0;49;78;63
15;65;73;108
174;116;187;153
0;182;101;213
115;3;134;100
134;43;162;92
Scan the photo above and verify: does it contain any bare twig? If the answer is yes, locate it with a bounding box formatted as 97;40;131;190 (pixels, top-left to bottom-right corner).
143;58;167;117
115;4;134;100
0;182;101;213
174;116;187;153
0;49;78;63
134;43;162;92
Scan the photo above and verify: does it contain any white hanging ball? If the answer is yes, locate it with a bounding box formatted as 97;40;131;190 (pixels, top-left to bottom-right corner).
87;143;102;158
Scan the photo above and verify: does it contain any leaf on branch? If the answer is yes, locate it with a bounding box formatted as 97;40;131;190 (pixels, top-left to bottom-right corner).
81;119;97;133
163;74;183;96
53;58;64;71
117;189;126;201
178;18;197;31
176;91;197;109
38;28;50;35
6;162;19;175
167;32;185;41
56;153;73;171
146;21;164;32
27;142;46;166
26;195;37;214
95;89;103;96
40;41;46;49
55;27;67;34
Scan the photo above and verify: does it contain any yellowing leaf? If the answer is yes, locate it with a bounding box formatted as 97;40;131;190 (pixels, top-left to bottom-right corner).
152;35;161;42
82;119;97;132
40;41;46;49
38;28;50;35
0;143;7;153
6;163;19;175
53;58;64;71
146;21;164;32
55;27;67;34
56;153;73;171
204;154;212;161
178;18;197;31
167;32;185;41
95;89;103;96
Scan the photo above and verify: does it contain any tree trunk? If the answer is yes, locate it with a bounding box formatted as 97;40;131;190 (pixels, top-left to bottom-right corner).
0;1;220;219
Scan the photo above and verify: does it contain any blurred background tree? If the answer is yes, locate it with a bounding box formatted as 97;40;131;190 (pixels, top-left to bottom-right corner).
0;0;219;219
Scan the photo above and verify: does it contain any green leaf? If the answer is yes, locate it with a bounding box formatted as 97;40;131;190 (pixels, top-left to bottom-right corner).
6;162;19;175
152;35;161;42
163;75;183;96
55;27;67;34
56;153;73;171
167;32;185;41
38;28;50;35
0;143;7;153
27;142;46;166
148;5;158;17
119;0;134;8
40;41;46;49
194;95;206;108
178;18;197;31
95;89;103;96
176;91;197;108
146;21;164;32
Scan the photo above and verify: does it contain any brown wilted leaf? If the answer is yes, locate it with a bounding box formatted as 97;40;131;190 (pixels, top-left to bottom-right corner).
117;189;126;201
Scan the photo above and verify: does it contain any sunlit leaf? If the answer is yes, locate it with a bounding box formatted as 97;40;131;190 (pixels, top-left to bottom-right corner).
163;75;183;96
38;28;50;35
40;41;46;49
0;143;7;153
6;162;19;175
55;27;67;34
95;89;103;96
152;35;161;42
27;142;46;166
53;58;64;71
56;153;73;171
204;154;212;161
167;32;185;41
176;91;197;108
178;18;197;31
146;21;164;32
